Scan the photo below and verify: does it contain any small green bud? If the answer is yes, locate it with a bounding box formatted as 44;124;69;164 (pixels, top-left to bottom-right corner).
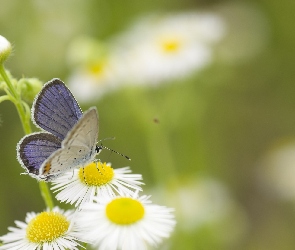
0;35;12;64
19;78;43;103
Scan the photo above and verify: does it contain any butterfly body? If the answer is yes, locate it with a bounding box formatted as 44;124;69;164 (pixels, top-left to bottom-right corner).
17;79;99;181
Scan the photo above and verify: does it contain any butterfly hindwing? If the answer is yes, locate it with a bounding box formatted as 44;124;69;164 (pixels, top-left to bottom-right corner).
17;132;61;177
32;78;83;140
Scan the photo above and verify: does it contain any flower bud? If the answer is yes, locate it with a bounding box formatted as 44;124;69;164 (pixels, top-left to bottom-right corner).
19;78;43;103
0;35;12;64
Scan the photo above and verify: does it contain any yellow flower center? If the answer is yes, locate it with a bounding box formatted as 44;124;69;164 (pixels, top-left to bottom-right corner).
79;162;114;186
106;197;145;225
160;38;182;53
87;61;105;76
26;211;69;243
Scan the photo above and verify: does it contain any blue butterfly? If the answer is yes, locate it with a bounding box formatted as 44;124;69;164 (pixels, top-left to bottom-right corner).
17;78;101;181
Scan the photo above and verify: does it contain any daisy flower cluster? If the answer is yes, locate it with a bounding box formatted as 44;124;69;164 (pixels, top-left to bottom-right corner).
67;11;226;102
0;35;175;250
0;161;176;250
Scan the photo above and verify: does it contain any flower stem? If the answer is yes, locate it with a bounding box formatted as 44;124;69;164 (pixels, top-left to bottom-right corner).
0;95;12;103
0;64;31;134
39;181;54;210
0;64;54;209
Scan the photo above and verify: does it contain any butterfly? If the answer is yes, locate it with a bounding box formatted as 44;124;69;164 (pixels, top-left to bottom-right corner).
17;78;101;181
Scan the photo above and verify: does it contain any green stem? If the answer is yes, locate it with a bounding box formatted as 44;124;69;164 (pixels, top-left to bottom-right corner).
81;242;88;249
39;181;54;210
0;95;12;103
0;64;54;209
0;65;31;134
0;65;18;97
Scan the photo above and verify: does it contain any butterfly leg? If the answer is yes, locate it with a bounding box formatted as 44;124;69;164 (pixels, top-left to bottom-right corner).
95;161;103;175
68;169;75;180
82;166;89;185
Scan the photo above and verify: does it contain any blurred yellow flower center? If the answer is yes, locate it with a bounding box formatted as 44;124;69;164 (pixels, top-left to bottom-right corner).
160;38;181;53
79;162;114;186
88;61;105;75
26;211;69;243
106;197;145;224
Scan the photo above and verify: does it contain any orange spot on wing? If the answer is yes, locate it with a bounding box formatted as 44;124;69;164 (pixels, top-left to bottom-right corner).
43;162;51;174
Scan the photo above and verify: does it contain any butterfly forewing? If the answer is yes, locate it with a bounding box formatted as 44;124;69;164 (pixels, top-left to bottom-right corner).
32;79;83;140
62;107;98;149
39;107;99;180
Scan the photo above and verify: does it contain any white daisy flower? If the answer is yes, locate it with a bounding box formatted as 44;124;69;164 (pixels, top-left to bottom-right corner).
67;57;122;102
67;12;226;102
68;69;112;102
51;162;144;208
66;37;124;102
114;12;226;85
75;193;176;250
0;207;86;250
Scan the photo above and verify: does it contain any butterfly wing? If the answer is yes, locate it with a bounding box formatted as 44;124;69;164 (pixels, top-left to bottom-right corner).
39;107;99;181
17;132;61;178
32;78;83;141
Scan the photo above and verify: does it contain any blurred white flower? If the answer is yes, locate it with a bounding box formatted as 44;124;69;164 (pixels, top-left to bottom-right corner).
68;65;118;102
257;140;295;201
67;12;226;102
67;37;123;102
115;12;226;85
0;207;85;250
76;193;176;250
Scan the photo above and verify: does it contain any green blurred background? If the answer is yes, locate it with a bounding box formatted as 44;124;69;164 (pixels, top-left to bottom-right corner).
1;0;295;249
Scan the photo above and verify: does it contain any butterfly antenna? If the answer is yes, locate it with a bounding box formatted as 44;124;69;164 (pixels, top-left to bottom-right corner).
97;137;116;142
96;144;131;161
